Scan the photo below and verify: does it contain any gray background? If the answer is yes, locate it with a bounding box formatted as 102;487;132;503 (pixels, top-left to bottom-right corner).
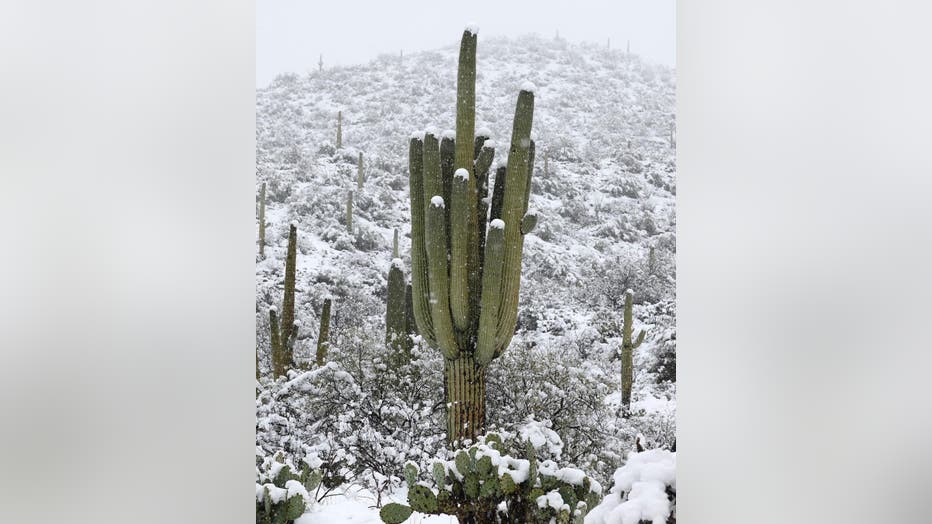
1;0;931;522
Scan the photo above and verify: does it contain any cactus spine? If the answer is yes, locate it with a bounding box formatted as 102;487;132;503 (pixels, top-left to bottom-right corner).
258;182;266;258
336;111;342;149
621;289;647;413
316;298;331;367
408;29;536;443
357;152;364;189
346;191;353;233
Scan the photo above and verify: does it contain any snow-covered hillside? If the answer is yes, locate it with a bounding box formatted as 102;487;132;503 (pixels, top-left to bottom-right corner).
256;33;676;523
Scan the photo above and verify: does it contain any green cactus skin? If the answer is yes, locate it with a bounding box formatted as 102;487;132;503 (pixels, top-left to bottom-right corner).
336;111;342;149
346;191;353;234
357;152;364;189
386;258;411;357
432;462;446;487
379;503;413;524
407;485;439;513
403;463;419;486
315;298;331;367
407;29;536;444
282;224;298;369
258;182;266;258
392;229;400;258
403;283;416;337
621;289;647;412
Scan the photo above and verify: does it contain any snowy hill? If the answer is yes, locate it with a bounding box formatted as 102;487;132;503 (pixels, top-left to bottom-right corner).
255;32;676;522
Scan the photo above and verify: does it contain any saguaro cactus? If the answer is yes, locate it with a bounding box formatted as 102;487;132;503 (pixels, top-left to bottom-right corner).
336;111;343;149
345;191;353;233
268;225;299;377
258;182;266;258
315;298;332;367
408;28;537;443
386;258;407;350
621;289;647;413
357;152;364;189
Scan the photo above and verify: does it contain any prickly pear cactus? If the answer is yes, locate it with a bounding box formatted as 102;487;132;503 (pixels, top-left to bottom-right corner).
378;433;600;523
255;452;322;524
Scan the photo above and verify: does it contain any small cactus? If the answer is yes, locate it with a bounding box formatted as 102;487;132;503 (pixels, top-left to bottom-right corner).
315;298;332;367
379;503;413;524
346;191;353;234
620;289;647;413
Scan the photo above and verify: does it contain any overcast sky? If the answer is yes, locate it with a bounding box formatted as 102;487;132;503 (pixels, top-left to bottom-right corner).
257;0;675;87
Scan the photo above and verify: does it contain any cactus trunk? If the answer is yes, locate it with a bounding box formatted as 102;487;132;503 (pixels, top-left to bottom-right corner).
316;298;331;367
407;29;536;444
357;152;364;189
386;259;407;351
281;224;297;369
444;355;486;444
258;182;266;258
346;191;353;233
621;289;646;413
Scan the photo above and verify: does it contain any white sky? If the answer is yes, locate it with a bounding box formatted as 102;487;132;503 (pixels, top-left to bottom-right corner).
257;0;675;87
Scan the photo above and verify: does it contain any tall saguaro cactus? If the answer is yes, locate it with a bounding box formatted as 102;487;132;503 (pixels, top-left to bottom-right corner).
267;224;299;378
620;289;647;414
386;258;407;350
258;182;266;258
336;111;343;149
315;298;332;367
408;28;537;443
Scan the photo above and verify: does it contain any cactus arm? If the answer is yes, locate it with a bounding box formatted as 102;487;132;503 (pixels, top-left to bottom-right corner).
408;137;437;346
449;168;471;331
455;30;483;336
392;229;399;259
455;29;477;175
316;299;331;366
525;139;535;214
634;329;646;349
623;289;634;342
474;141;495;281
475;221;505;365
489;166;506;221
440;135;456;253
493;88;535;354
426;196;459;358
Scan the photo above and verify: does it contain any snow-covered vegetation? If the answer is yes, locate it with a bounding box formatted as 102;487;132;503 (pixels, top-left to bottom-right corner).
256;32;675;523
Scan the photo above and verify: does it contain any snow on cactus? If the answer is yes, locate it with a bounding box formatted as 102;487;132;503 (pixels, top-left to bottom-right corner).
585;448;676;524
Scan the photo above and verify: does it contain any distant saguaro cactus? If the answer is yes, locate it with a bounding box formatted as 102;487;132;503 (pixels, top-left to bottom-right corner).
357;152;364;189
267;224;299;377
392;228;399;258
258;182;266;258
386;258;407;351
315;298;332;367
408;28;538;443
336;111;343;149
345;191;353;233
621;289;647;413
318;53;323;72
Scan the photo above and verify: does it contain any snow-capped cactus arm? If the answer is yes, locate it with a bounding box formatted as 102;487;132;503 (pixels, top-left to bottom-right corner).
525;139;536;214
450;168;471;331
474;140;495;269
476;219;506;365
493;87;535;355
634;328;647;349
426;195;459;358
408;136;437;347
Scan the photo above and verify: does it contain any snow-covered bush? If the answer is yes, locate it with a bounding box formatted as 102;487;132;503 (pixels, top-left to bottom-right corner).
380;433;602;524
585;448;676;524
